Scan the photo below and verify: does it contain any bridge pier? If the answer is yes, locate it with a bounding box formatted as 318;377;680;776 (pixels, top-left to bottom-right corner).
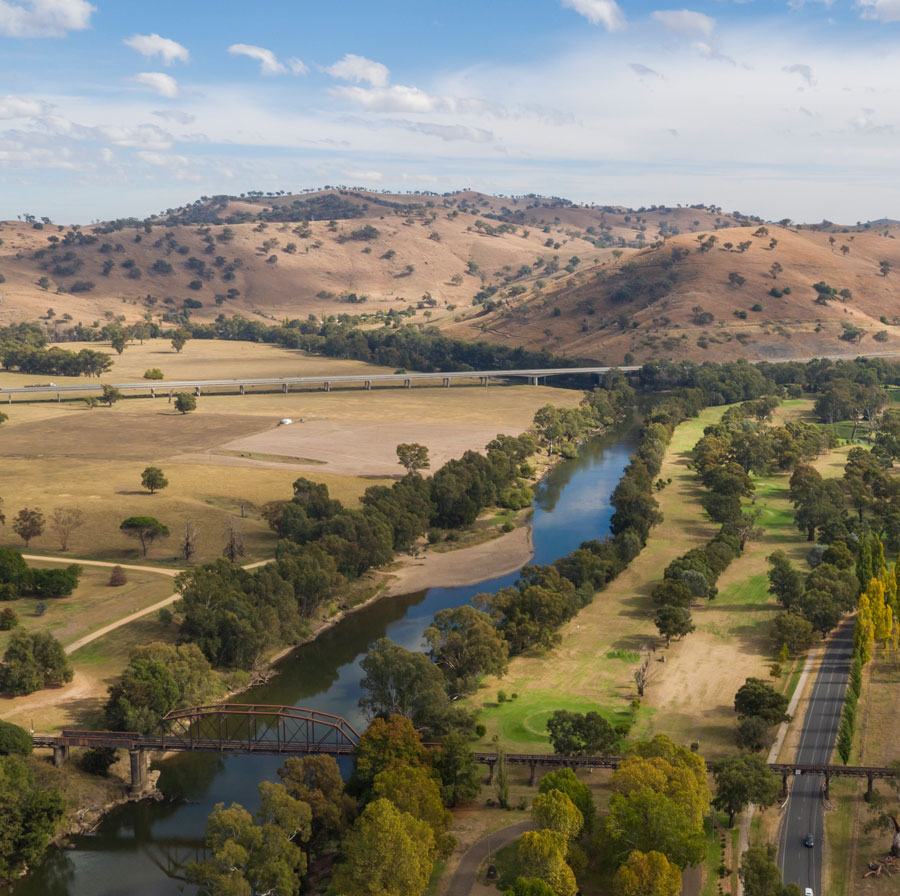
323;381;330;392
867;772;874;800
194;386;201;396
529;376;539;386
365;380;371;391
404;378;411;389
824;771;831;800
150;387;156;399
481;376;489;387
529;760;537;786
168;390;173;403
240;384;245;395
282;383;288;393
56;391;61;403
486;758;496;784
129;749;147;795
52;745;69;767
443;377;451;388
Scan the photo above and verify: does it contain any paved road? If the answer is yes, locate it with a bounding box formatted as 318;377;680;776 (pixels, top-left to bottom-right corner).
445;820;534;896
779;619;854;894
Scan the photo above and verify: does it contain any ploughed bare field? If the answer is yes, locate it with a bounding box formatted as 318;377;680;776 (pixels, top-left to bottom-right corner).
197;419;508;476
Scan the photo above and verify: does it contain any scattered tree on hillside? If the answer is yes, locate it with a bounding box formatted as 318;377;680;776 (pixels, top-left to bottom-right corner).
120;516;170;556
171;329;189;352
396;443;430;475
728;272;746;289
180;521;199;562
12;507;44;548
769;262;783;279
880;260;892;277
141;466;169;494
174;392;197;414
101;385;122;406
222;518;245;562
49;506;84;551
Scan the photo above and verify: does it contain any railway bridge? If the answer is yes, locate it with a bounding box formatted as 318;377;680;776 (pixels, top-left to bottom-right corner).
34;704;900;797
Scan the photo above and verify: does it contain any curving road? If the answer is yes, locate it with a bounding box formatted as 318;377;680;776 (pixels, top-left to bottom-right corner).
778;619;854;894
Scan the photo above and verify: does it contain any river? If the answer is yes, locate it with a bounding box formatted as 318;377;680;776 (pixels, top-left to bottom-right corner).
14;420;638;896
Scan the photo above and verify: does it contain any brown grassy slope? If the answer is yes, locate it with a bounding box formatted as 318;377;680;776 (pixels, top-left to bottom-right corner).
448;223;900;363
0;190;736;335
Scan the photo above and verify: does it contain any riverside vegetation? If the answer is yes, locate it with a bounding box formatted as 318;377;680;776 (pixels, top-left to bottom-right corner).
10;347;900;890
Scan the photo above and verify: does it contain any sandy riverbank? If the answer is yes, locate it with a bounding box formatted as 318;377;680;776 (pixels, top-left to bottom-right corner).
380;525;534;598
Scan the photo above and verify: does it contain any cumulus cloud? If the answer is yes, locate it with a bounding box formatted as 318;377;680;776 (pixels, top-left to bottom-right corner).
0;0;94;37
333;84;438;113
287;57;308;75
130;72;180;99
0;95;46;118
629;62;664;78
124;33;190;65
857;0;900;20
325;53;390;87
560;0;626;30
783;63;815;86
228;43;287;75
652;8;716;37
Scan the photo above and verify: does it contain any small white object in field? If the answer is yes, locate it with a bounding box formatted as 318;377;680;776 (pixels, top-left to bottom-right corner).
279;418;293;425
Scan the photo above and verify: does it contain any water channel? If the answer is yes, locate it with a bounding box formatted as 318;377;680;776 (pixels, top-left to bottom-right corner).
14;419;638;896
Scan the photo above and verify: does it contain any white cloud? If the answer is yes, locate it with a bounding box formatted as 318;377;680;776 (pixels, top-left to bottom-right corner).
228;43;287;75
387;119;495;142
560;0;626;30
288;57;308;75
652;8;716;36
130;72;180;99
124;33;190;66
343;169;384;181
0;95;46;118
325;53;390;87
857;0;900;20
153;109;195;125
333;84;438;113
783;63;815;86
0;0;94;37
693;41;735;64
629;62;664;78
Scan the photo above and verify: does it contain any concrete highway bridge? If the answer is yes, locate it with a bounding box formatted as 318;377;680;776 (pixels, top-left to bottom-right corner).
0;366;635;403
34;704;899;796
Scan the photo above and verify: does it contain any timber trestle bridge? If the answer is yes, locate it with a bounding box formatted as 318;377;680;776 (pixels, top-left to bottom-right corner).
33;704;898;797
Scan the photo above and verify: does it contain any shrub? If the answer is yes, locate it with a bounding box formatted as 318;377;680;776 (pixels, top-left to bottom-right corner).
0;608;17;629
143;368;164;380
79;747;118;776
109;565;127;587
0;720;32;756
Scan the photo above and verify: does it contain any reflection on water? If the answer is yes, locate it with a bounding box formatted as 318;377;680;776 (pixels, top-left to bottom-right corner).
12;418;637;896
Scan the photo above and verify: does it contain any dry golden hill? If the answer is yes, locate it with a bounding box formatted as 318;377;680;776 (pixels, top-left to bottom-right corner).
448;222;900;363
0;191;740;338
6;188;898;363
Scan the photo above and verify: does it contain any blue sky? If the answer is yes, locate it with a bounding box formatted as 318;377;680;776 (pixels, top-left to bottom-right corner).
1;0;900;222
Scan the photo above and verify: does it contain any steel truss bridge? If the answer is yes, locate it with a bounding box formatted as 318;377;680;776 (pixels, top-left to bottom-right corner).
33;704;900;796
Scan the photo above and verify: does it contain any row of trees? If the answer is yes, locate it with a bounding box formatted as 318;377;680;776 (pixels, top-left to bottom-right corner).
0;547;81;600
0;344;112;376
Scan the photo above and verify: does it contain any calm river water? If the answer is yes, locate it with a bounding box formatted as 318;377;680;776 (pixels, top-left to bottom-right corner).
14;419;638;896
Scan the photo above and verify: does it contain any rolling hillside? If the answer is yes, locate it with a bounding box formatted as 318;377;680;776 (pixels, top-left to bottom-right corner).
2;188;899;363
